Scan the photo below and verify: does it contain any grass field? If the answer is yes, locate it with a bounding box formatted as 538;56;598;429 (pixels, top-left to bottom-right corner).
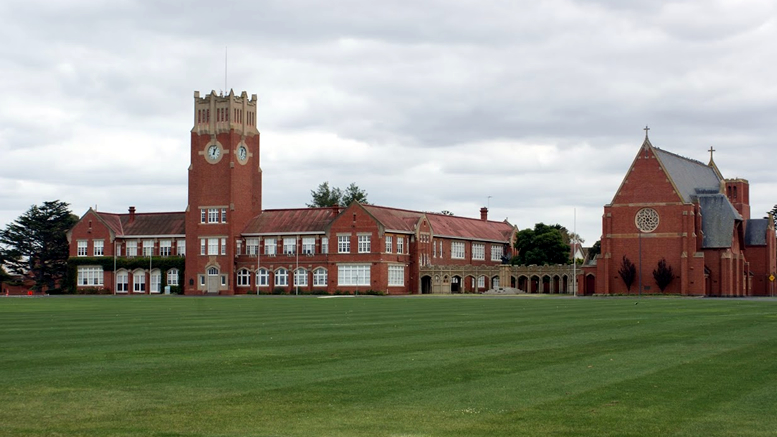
1;296;777;437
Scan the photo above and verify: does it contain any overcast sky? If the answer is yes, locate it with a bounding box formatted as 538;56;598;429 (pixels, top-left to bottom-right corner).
2;0;776;244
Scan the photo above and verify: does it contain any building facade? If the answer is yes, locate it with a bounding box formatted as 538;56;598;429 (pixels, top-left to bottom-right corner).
581;133;776;296
67;90;517;295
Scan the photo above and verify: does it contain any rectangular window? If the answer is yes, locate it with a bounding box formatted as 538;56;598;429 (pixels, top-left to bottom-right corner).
77;240;87;257
221;208;227;223
167;269;179;286
200;239;206;256
93;240;104;256
143;240;154;257
472;243;485;261
385;236;392;253
397;237;404;254
477;276;485;288
208;238;218;256
295;269;308;286
134;273;146;292
338;235;351;253
199;275;205;286
150;272;161;293
116;272;128;292
321;238;329;254
246;238;259;256
236;239;242;256
283;237;296;255
302;237;315;255
220;238;227;255
177;239;186;256
160;240;171;257
358;235;371;253
127;240;137;257
265;238;276;255
77;266;103;286
451;241;465;259
200;209;206;224
116;243;122;257
208;208;219;223
491;245;503;262
313;268;327;286
439;241;443;258
337;265;370;286
388;265;404;286
256;269;269;286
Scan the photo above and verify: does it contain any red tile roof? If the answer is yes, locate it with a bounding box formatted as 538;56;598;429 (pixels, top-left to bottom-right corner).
95;211;185;236
242;208;338;234
361;205;422;233
425;212;514;242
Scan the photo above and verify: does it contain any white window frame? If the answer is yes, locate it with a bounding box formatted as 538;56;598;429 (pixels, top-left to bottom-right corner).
397;237;404;254
302;237;315;255
93;240;104;257
200;209;207;224
357;235;371;253
337;264;370;286
160;240;172;257
77;240;88;257
143;240;154;257
338;235;351;254
385;236;392;253
321;238;329;254
116;270;128;293
167;268;179;286
208;238;218;256
256;268;269;287
220;238;227;256
388;265;404;286
246;238;259;256
275;268;288;286
295;268;308;286
208;208;219;223
477;275;485;288
134;271;146;292
200;239;206;255
150;270;161;293
237;269;251;287
283;237;296;255
221;208;227;223
313;268;328;287
491;245;503;262
177;239;186;256
472;243;485;261
77;266;103;286
451;241;465;259
265;238;277;256
127;240;138;257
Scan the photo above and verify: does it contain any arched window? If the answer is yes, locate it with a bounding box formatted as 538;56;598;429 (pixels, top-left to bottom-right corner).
116;269;129;293
492;276;500;289
167;268;179;286
208;267;219;276
295;268;308;286
237;269;251;287
477;275;486;289
133;270;146;292
150;269;162;293
256;268;269;287
313;268;328;287
275;268;288;286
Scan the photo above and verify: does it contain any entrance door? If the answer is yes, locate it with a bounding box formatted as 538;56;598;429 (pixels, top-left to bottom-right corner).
207;267;220;294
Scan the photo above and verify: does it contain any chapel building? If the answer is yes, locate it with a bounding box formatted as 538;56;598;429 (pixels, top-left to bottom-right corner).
67;90;517;295
581;132;776;296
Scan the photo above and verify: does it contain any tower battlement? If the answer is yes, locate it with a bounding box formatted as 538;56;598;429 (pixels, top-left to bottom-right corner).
192;89;258;135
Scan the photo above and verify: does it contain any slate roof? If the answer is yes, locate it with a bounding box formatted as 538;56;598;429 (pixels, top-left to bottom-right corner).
698;193;742;249
653;147;722;203
94;211;185;237
242;208;338;234
745;219;769;246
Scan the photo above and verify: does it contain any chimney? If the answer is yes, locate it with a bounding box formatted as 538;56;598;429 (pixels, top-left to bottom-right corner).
128;206;136;223
331;204;340;218
480;207;488;221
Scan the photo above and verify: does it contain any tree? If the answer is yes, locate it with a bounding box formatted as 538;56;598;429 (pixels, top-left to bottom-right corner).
0;200;77;293
618;255;637;293
341;182;369;206
589;240;601;260
307;182;343;207
653;258;675;292
307;182;368;207
512;223;570;266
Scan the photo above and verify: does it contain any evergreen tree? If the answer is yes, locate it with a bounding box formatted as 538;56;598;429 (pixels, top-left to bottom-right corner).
653;258;675;292
0;200;77;293
512;223;570;266
618;255;637;292
307;182;368;207
341;182;369;206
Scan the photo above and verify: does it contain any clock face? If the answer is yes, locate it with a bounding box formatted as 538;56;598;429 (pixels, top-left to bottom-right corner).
207;145;220;160
237;145;247;162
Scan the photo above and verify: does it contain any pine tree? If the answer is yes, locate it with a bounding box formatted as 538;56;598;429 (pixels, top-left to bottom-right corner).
0;200;77;293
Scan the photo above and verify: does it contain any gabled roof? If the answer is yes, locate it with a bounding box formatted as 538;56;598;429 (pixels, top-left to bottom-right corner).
745;219;769;246
698;193;742;249
88;210;185;237
653;147;721;203
425;213;514;242
242;208;337;235
361;205;422;233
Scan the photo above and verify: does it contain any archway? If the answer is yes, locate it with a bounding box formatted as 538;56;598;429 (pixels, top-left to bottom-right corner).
451;275;462;293
584;274;596;295
421;276;432;294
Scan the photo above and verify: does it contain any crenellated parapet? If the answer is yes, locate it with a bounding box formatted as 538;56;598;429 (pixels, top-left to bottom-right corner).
192;89;259;136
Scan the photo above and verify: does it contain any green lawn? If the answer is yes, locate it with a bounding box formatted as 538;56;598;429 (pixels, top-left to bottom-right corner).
1;296;776;437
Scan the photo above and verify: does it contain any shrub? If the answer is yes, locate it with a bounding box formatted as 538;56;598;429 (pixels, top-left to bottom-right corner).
653;258;675;292
618;256;637;292
272;287;287;295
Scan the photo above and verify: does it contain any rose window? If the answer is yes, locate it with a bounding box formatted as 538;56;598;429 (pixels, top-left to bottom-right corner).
635;208;659;233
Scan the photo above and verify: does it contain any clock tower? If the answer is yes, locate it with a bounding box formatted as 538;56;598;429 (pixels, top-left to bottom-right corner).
185;90;262;294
